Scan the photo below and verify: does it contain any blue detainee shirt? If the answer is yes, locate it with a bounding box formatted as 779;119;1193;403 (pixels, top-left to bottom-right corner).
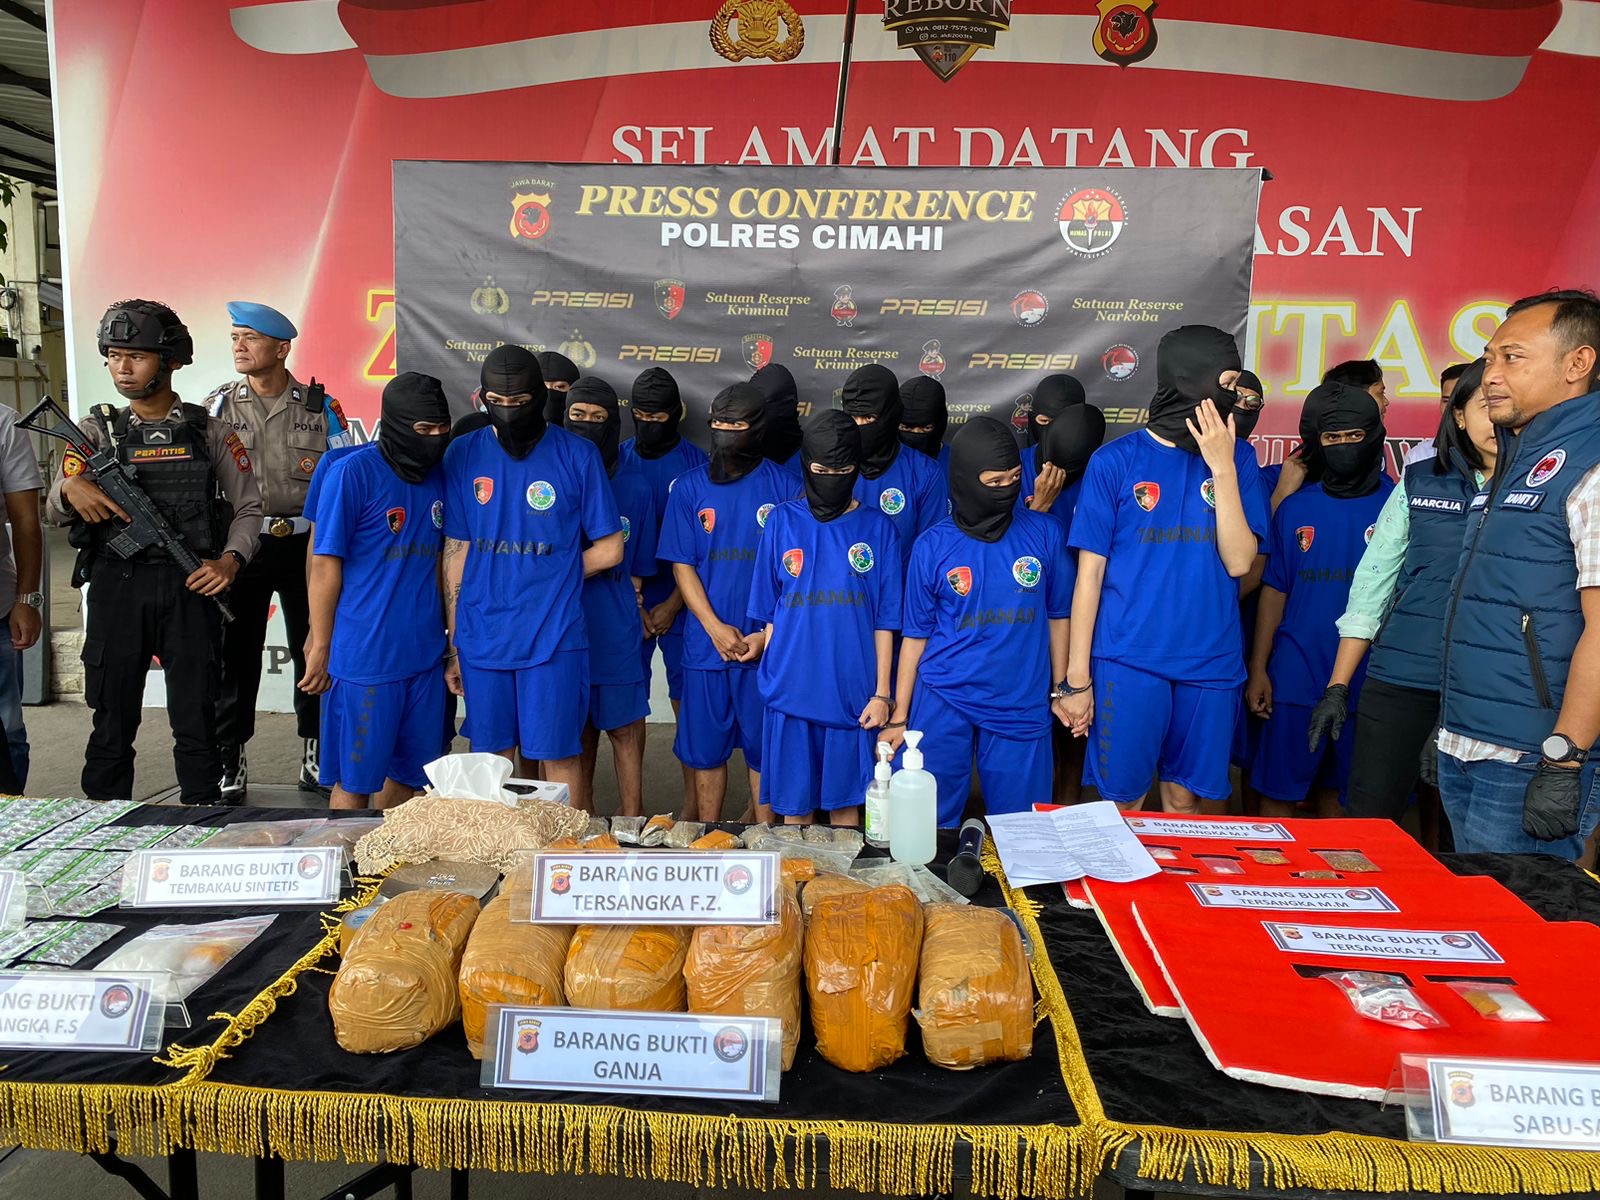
442;426;620;670
656;459;793;673
748;500;903;727
1263;479;1394;707
314;444;446;685
618;437;708;620
854;445;948;556
904;509;1073;737
581;465;658;686
1070;431;1268;686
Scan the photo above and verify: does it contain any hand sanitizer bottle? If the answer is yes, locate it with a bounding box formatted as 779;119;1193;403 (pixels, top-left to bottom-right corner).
889;730;937;866
865;742;894;848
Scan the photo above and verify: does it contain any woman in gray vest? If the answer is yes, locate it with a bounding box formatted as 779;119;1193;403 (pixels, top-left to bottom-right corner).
1303;359;1495;841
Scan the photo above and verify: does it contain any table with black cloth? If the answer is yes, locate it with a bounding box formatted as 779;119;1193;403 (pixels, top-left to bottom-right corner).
988;850;1600;1199
0;814;1087;1200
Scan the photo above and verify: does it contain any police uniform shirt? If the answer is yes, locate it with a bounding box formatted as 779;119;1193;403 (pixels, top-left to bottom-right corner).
441;425;621;671
45;400;263;564
747;498;902;727
205;374;351;518
1069;431;1267;686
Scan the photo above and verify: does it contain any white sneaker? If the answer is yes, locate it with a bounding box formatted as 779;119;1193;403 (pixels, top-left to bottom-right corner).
220;745;247;803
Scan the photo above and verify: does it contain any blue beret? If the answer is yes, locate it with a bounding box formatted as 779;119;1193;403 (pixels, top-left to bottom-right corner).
226;301;297;341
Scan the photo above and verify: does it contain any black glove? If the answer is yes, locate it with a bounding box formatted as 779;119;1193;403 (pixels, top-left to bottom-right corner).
1419;719;1441;788
1307;684;1350;753
1522;760;1583;842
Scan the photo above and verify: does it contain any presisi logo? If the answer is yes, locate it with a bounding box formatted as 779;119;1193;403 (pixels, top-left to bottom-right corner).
879;298;988;317
968;352;1080;371
529;290;634;309
619;345;722;363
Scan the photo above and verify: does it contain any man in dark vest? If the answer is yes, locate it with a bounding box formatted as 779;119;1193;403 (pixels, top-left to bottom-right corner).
46;300;262;803
1436;290;1600;857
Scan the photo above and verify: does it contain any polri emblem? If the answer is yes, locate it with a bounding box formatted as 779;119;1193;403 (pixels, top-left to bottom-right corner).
783;548;804;578
509;191;552;241
1133;481;1160;511
1296;526;1315;552
386;507;406;534
655;278;686;321
1093;0;1158;67
709;0;805;63
946;566;973;597
473;477;494;505
698;508;716;533
742;332;775;372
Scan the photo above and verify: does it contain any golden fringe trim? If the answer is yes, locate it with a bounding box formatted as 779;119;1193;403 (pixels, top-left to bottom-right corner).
985;846;1600;1195
0;1082;173;1158
165;1082;1091;1198
157;874;386;1086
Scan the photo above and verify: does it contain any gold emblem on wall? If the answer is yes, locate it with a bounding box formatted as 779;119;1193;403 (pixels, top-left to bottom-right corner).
709;0;805;63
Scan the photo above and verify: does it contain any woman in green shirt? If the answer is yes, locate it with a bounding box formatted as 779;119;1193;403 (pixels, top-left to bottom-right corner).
1304;360;1495;844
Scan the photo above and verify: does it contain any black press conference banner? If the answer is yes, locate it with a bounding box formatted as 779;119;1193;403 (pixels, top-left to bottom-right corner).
393;163;1260;441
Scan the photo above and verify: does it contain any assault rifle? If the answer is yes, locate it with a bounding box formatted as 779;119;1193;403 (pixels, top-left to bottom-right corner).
21;396;234;622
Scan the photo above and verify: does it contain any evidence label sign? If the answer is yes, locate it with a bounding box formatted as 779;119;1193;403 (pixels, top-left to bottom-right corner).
527;851;778;925
487;1007;780;1103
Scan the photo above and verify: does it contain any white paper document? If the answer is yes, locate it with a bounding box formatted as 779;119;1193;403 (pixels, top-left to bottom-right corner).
986;803;1160;887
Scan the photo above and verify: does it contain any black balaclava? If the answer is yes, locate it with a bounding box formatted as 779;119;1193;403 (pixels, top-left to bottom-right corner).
1305;381;1386;499
378;371;451;484
1146;325;1242;454
629;367;683;460
1037;404;1107;488
1027;373;1087;447
564;375;621;476
840;364;903;479
1232;369;1265;440
949;416;1022;543
708;383;768;484
898;376;947;458
802;410;861;523
481;345;547;460
537;351;580;423
752;362;803;465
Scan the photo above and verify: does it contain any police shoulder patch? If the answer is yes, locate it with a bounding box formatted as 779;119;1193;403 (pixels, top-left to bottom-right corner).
224;430;253;472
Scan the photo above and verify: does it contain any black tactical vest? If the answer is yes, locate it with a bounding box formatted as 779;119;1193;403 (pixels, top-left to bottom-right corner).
87;404;226;560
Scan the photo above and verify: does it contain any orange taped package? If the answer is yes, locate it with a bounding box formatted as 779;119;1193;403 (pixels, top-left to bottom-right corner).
915;904;1034;1070
799;871;870;920
686;886;804;1069
689;830;739;851
781;858;816;887
329;890;480;1054
458;893;573;1059
804;884;924;1072
564;924;691;1011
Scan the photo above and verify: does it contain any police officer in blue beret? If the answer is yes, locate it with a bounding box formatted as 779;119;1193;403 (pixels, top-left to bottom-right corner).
205;301;352;799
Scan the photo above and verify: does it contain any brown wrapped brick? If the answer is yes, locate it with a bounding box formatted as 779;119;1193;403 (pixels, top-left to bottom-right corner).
564;925;691;1011
329;890;480;1054
781;858;816;887
915;905;1034;1070
799;871;870;920
458;893;573;1059
689;830;740;851
582;834;621;851
804;885;923;1072
686;886;804;1068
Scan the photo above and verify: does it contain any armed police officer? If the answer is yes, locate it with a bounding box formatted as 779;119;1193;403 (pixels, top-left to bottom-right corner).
46;300;262;804
205;302;351;798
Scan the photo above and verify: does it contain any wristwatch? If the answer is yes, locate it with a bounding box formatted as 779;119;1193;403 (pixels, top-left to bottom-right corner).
1540;733;1588;766
224;549;247;568
15;591;42;610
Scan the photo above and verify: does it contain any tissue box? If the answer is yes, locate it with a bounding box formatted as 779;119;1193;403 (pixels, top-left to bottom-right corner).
509;779;571;807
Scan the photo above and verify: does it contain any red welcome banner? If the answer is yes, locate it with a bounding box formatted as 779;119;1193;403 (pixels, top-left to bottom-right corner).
48;0;1600;455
